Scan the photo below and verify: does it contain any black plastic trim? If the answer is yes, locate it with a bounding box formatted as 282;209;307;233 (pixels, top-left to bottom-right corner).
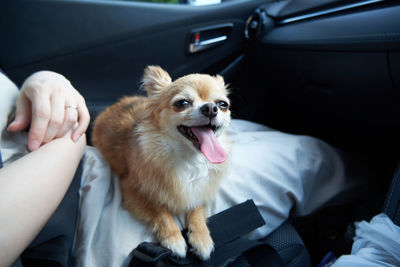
261;4;400;51
277;0;386;25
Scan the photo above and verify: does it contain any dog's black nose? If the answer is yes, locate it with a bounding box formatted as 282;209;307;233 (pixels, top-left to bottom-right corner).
200;103;218;118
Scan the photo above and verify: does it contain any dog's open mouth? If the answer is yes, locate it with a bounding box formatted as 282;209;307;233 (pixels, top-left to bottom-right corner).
177;124;226;164
177;124;217;147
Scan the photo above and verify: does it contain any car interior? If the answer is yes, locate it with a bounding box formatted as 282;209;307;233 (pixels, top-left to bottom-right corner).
1;0;399;265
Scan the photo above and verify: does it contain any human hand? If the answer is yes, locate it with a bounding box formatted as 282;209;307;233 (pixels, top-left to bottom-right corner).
7;71;90;151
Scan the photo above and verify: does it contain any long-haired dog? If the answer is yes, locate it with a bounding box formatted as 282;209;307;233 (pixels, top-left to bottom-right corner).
92;66;231;260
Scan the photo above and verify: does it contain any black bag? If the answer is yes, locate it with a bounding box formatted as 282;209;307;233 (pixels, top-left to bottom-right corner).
129;200;284;267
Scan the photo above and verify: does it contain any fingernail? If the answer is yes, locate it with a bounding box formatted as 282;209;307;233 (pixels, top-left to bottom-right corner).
7;121;18;130
73;134;81;142
7;122;14;130
30;140;40;150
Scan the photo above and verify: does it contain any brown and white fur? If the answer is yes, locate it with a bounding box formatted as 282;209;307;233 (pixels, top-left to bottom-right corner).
92;66;231;260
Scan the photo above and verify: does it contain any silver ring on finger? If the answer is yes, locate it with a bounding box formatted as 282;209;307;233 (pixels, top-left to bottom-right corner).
65;105;78;111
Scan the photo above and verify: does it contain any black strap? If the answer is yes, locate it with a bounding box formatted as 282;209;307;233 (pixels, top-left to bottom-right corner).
129;200;284;267
0;149;3;169
383;161;400;226
130;242;173;267
243;243;284;266
206;199;266;247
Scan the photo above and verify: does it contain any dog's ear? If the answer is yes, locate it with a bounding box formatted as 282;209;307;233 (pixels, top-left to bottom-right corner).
215;74;230;94
215;75;225;87
141;66;172;96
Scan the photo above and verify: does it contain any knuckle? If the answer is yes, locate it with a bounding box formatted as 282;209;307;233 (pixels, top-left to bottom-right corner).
27;83;45;96
50;117;63;128
85;111;91;122
58;73;67;81
66;112;77;124
54;86;64;94
78;96;86;108
29;128;43;140
57;73;70;85
35;106;50;120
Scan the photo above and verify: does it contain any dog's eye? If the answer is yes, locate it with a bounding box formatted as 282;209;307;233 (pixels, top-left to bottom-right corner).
174;99;191;109
216;101;229;110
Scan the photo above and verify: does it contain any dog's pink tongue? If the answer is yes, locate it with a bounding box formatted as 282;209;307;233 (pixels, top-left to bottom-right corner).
191;127;226;164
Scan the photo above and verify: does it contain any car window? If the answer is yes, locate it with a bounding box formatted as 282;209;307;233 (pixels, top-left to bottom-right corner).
124;0;179;4
105;0;222;5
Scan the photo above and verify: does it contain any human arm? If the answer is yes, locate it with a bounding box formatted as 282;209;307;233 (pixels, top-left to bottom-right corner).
0;131;86;266
7;71;90;151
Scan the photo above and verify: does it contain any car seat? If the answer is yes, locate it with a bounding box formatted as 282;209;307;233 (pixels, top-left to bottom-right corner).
383;162;400;226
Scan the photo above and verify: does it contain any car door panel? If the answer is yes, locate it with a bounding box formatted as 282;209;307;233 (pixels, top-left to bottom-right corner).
0;0;271;117
238;1;400;153
390;52;400;90
262;3;400;50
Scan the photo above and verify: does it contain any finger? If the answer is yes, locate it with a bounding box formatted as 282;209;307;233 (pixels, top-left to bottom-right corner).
43;92;65;143
7;93;32;132
72;98;90;142
57;104;78;138
28;95;51;151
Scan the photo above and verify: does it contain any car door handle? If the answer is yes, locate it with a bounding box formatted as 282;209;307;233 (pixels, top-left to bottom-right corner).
187;23;233;54
190;35;228;53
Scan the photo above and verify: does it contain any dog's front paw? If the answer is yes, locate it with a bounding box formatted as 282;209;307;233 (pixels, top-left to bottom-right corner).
160;232;187;258
188;230;214;261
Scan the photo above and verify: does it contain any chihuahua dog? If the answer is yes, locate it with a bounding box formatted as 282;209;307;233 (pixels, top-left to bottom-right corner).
92;66;231;260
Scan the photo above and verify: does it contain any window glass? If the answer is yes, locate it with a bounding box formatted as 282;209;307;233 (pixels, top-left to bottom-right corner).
117;0;221;5
121;0;179;3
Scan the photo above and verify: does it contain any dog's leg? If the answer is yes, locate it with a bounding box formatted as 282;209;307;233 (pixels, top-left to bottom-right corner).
187;205;214;260
153;209;187;258
122;192;187;258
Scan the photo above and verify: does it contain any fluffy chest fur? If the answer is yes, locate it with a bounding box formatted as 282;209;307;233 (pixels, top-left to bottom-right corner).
132;124;227;213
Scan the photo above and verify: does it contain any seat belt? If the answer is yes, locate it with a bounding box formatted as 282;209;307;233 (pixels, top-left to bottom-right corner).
383;161;400;226
129;200;284;267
